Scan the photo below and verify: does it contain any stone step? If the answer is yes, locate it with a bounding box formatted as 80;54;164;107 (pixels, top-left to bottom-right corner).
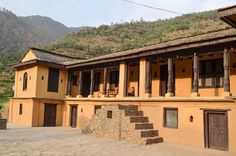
135;123;153;130
145;137;163;145
125;111;143;116
139;129;159;137
130;116;148;123
118;105;138;111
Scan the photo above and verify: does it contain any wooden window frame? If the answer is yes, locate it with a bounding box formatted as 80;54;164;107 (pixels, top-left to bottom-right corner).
198;59;224;88
47;68;60;92
163;107;178;129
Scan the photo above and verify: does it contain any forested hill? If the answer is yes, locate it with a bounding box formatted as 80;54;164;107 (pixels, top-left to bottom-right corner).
45;10;229;59
0;8;78;106
0;8;73;60
0;9;230;107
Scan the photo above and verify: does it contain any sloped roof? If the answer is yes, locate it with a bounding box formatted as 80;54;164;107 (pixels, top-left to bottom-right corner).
29;47;78;65
67;28;236;68
218;5;236;28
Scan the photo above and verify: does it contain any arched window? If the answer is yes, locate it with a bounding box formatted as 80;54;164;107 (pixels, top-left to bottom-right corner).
23;72;28;91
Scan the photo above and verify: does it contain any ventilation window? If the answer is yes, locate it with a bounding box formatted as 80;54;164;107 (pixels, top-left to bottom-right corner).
107;110;112;118
19;104;23;115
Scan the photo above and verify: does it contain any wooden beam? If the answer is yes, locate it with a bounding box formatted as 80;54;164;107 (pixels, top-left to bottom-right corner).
66;70;72;96
78;71;83;96
90;69;95;96
103;68;108;95
224;48;231;93
145;60;152;94
193;53;199;93
167;58;173;94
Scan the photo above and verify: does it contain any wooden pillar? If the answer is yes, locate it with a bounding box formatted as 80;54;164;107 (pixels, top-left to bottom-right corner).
192;53;200;96
166;58;173;97
66;70;72;96
89;69;94;97
124;63;128;97
223;48;231;96
102;67;108;96
77;71;83;97
145;60;152;94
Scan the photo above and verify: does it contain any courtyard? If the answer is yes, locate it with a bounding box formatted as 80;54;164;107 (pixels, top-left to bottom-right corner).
0;124;234;156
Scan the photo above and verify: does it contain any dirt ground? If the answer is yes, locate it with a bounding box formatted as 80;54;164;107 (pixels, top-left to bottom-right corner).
0;124;235;156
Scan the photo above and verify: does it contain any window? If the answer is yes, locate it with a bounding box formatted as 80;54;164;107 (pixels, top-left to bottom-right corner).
164;108;178;128
198;59;223;88
47;68;59;92
72;75;78;86
19;104;23;115
94;72;101;91
94;105;102;114
107;110;112;118
110;70;119;89
23;72;28;91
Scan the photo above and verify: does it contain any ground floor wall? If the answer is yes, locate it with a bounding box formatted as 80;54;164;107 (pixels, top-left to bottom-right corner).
8;98;236;152
9;98;64;127
64;99;236;152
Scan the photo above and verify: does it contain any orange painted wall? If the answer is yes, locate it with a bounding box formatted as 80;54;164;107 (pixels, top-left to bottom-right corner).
36;66;67;99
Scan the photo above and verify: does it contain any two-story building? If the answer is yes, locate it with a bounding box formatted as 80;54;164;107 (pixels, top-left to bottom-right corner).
8;5;236;152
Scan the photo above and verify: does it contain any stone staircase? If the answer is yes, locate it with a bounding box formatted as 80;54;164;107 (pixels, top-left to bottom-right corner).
123;106;163;145
83;105;163;145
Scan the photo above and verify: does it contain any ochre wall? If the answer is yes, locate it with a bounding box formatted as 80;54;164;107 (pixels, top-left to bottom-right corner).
32;99;64;127
128;63;139;97
15;66;38;98
230;52;236;96
9;98;64;127
62;99;236;152
21;50;37;62
175;58;192;97
35;66;67;99
8;99;34;126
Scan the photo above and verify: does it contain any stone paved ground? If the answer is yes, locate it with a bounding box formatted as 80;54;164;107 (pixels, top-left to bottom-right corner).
0;124;235;156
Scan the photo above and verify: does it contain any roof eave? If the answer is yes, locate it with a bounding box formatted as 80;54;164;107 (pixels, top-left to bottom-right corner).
9;59;66;69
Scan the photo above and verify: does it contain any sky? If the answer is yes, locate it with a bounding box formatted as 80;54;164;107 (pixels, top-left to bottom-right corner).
0;0;235;27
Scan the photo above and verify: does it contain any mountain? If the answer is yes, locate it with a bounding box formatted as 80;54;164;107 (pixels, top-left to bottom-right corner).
0;9;230;107
0;8;78;106
45;10;229;59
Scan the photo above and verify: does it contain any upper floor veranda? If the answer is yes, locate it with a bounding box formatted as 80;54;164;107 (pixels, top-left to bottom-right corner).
10;28;236;101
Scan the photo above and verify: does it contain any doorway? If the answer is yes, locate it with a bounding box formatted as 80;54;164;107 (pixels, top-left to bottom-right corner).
70;105;78;128
204;110;228;151
44;104;57;127
82;71;91;97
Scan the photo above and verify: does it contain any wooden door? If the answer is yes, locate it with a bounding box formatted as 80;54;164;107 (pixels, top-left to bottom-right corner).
82;71;91;97
204;111;228;151
44;104;57;127
160;65;168;96
70;105;78;128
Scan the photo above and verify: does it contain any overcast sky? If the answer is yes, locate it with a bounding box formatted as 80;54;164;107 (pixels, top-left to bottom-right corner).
0;0;235;27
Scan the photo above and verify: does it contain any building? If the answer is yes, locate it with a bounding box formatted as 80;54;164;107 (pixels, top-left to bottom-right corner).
8;5;236;152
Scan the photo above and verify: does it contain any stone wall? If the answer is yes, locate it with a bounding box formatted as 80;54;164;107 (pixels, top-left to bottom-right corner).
83;105;163;145
0;119;7;130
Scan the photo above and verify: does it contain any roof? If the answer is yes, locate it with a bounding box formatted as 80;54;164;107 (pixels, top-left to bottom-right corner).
11;28;236;69
29;48;79;65
67;28;236;68
218;5;236;28
11;48;79;68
